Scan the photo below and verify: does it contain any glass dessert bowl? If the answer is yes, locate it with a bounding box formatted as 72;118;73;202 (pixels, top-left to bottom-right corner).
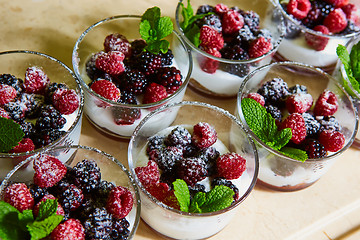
0;50;83;180
272;0;360;73
0;145;141;240
72;14;192;139
237;61;358;191
175;0;285;97
128;101;259;239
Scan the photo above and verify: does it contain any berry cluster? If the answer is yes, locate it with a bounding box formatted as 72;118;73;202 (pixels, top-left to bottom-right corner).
187;3;275;75
247;77;345;158
4;155;133;239
0;68;80;153
86;33;183;125
283;0;359;50
135;122;247;210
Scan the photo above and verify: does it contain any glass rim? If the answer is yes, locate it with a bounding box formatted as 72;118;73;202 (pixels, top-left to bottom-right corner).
128;101;259;217
0;50;84;158
237;61;359;163
72;15;193;109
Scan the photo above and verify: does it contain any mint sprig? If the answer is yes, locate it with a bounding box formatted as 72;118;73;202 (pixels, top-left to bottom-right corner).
173;179;234;213
337;43;360;94
241;98;308;162
0;117;24;153
0;199;63;240
140;7;173;54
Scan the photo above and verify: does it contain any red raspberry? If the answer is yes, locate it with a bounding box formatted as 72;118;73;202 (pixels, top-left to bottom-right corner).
245;93;265;106
135;160;160;186
4;183;34;212
145;182;170;201
90;79;121;101
248;37;273;59
33;154;67;188
51;218;85;240
286;93;313;114
33;194;65;217
342;4;358;22
0;84;17;106
162;190;180;210
314;90;338;116
143;82;168;104
216;153;246;180
324;0;348;7
199;47;221;74
106;186;134;219
280;113;307;144
286;0;311;20
323;8;348;33
222;10;244;35
199;26;224;50
24;66;50;94
305;25;330;51
214;3;229;16
192;122;217;148
95;51;125;75
52;88;80;115
9;138;35;153
318;130;345;152
104;33;132;57
0;107;10;118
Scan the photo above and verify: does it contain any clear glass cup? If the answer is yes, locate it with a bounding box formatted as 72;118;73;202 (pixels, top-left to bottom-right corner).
236;61;358;191
128;101;259;239
0;50;84;180
175;0;285;98
0;145;141;239
72;15;192;139
272;0;360;74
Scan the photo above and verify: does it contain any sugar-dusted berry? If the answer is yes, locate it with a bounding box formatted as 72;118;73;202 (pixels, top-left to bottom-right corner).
104;33;132;57
4;183;34;212
33;154;67;188
314;90;338;116
95;51;125;75
245;93;265;106
286;93;313;114
0;84;17;106
301;138;327;159
199;25;224;50
106;186;133;219
135;160;160;186
318;129;345;152
305;25;330;51
23;66;50;94
176;157;208;186
222;10;244;35
216;153;246;180
153;66;183;94
90;79;121;101
192;122;217;148
248;37;273;59
280;113;307;144
287;0;312;20
51;218;85;240
323;8;348;33
9;138;35;153
52;88;80;115
142;82;168;104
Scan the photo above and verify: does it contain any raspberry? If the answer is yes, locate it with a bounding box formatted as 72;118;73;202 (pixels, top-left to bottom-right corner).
199;26;224;50
35;105;66;130
323;8;348;33
212;177;240;201
120;69;148;95
106;186;133;219
192;122;217;148
135;160;160;186
164;126;192;147
145;182;170;201
33;194;65;217
0;107;10;119
95;51;125;75
342;4;357;22
214;3;229;15
222;10;244;35
318;129;345;152
4;183;34;212
280;113;307;144
314;90;338;116
33;154;67;188
9;138;35;153
162;190;180;210
153;66;183;94
303;112;321;137
301;139;327;159
257;77;290;105
287;0;312;20
305;25;329;51
149;146;182;172
248;37;273;59
216;153;246;180
51;218;85;240
142;82;168;104
324;0;348;8
286;93;313;114
176;157;208;186
104;33;132;57
90;79;121;101
0;84;17;106
52;88;80;115
73;159;101;193
199;47;221;74
45;82;68;103
23;66;50;94
245;93;265;106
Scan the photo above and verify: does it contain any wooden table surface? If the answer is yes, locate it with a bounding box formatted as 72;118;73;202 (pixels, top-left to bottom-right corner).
1;0;360;239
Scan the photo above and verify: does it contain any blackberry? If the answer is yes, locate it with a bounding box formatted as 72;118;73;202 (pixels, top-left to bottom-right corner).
153;66;183;94
164;126;192;147
341;21;360;35
111;105;141;125
233;25;256;49
265;104;282;122
317;116;341;132
73;197;97;223
35;105;66;130
150;146;182;172
49;179;72;196
3;102;26;122
111;218;130;240
196;14;222;33
146;135;165;155
73;159;101;193
257;77;290;105
118;91;138;105
220;45;250;77
196;4;214;14
0;74;23;95
283;19;301;39
133;51;162;75
57;183;83;212
188;183;206;199
289;84;308;94
301;4;322;29
97;180;115;199
212;177;239;201
32;129;65;148
44;82;68;103
301;139;327;159
313;0;334;19
160;49;174;66
18;121;36;138
19;93;44;118
196;146;219;176
29;184;49;202
120;69;148;95
182;144;199;158
176;157;208;186
84;207;113;240
303;113;320;137
130;39;147;56
242;10;260;32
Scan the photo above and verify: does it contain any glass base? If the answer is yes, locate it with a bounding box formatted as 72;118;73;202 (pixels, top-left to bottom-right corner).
85;115;132;140
256;179;316;192
188;78;237;99
351;139;360;149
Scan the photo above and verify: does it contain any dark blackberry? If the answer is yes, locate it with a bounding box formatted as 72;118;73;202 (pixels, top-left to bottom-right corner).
35;105;66;130
84;207;113;240
164;126;192;147
111;218;130;240
195;14;222;33
49;179;71;196
176;157;208;186
18;121;36;138
313;0;334;19
130;39;147;56
257;77;290;105
317;116;341;132
73;197;97;223
222;63;250;78
303;113;321;137
133;51;162;76
301;139;327;159
160;49;174;66
146;135;165;155
153;66;183;94
32;129;65;148
149;146;183;172
57;183;83;212
19;93;44;119
0;74;23;95
301;4;322;29
196;4;214;14
188;183;206;199
73;159;101;194
111;105;141;125
120;69;148;95
3;102;26;122
97;180;115;199
212;177;239;201
265;104;282;122
182;144;199;158
233;25;256;49
220;45;250;77
118;91;138;105
255;29;273;42
289;84;308;94
283;19;301;39
44;82;68;103
242;10;260;32
196;146;219;176
29;184;49;202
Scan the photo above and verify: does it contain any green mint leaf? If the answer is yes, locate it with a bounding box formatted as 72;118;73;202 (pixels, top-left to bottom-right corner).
27;215;63;240
350;41;360;82
273;128;292;150
0;201;29;240
146;40;170;54
179;0;194;30
36;199;58;221
0;117;24;153
173;179;190;212
18;210;34;232
189;192;206;213
337;44;360;95
139;20;153;42
279;147;308;162
193;185;234;213
184;24;201;47
155;16;173;40
141;6;161;27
